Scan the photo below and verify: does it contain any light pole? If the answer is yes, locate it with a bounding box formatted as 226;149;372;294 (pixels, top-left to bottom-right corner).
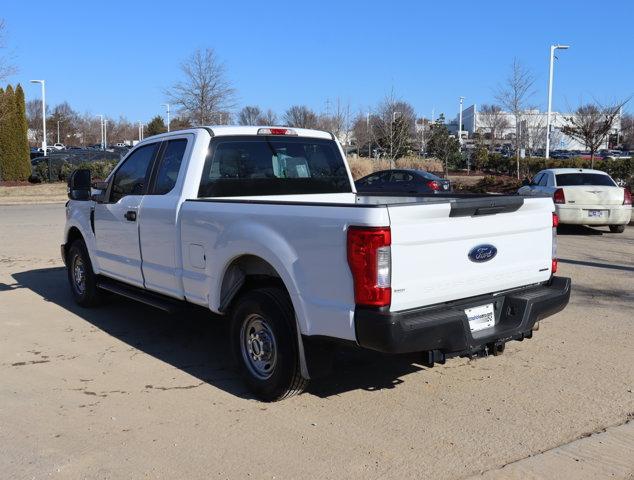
162;103;171;132
96;115;104;150
138;121;144;141
458;96;465;147
545;44;570;159
56;120;63;144
366;112;371;159
103;117;107;149
391;111;401;164
29;80;47;154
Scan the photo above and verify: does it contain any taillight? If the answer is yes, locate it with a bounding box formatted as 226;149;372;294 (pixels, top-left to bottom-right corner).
552;212;558;274
347;226;391;307
553;188;565;204
426;180;441;191
624;188;632;206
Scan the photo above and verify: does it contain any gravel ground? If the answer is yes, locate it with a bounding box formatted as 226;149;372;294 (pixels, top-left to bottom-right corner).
0;204;632;479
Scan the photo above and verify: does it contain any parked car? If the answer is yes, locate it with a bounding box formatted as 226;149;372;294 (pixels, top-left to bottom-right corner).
518;168;632;232
356;169;451;194
62;126;570;401
52;143;66;150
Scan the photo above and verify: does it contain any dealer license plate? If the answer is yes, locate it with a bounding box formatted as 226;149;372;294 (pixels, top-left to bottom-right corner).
588;210;605;218
465;303;495;332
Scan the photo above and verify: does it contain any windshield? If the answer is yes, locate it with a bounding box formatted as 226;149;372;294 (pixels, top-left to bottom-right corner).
198;136;352;197
556;173;616;187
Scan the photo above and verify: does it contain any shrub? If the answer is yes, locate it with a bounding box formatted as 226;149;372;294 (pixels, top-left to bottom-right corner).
29;159;119;183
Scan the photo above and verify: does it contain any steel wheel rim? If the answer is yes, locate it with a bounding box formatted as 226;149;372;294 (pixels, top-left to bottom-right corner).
240;313;277;380
72;254;86;295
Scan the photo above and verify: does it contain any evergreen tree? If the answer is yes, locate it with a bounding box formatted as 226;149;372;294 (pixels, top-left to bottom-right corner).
0;85;17;180
145;115;167;137
0;84;31;181
13;84;31;180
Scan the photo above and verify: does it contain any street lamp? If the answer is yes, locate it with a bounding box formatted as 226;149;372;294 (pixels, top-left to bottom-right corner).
545;44;570;159
96;115;104;150
391;111;401;163
366;112;371;159
162;103;171;132
458;96;465;146
29;80;47;154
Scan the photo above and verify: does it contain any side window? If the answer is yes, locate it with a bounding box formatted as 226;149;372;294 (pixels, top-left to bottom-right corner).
531;173;543;186
538;173;549;186
364;173;389;185
110;143;158;203
152;139;188;195
390;172;413;183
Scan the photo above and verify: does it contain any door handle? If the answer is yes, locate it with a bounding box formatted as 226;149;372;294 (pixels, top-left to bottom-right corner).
124;210;137;222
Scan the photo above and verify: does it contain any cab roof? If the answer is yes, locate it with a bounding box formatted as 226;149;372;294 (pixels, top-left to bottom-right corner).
143;125;334;142
542;168;610;175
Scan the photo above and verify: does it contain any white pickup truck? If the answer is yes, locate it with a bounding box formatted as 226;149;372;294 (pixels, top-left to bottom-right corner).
62;126;570;401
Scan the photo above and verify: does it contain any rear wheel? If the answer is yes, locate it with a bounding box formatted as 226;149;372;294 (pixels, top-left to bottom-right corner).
67;239;103;307
609;225;625;233
230;287;308;401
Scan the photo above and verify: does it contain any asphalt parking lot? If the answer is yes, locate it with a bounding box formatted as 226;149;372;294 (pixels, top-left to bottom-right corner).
1;203;633;479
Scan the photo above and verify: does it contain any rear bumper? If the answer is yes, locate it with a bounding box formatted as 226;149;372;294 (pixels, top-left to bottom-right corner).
555;205;632;225
355;276;571;356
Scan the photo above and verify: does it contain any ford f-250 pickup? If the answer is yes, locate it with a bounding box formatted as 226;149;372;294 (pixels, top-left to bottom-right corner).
62;126;570;401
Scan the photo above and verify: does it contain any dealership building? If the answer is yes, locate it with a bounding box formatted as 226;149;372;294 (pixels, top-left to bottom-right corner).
449;104;622;151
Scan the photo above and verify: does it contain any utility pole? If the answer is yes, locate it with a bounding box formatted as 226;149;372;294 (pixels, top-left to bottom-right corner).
546;44;570;159
103;117;107;149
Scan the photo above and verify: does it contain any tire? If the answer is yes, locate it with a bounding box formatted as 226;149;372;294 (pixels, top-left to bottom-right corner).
66;238;103;307
230;287;308;401
609;225;625;233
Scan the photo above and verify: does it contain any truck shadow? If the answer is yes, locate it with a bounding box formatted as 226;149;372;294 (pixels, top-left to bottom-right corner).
11;267;423;400
556;225;605;236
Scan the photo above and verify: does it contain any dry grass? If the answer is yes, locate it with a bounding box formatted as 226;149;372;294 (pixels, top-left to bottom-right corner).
0;183;67;205
347;156;444;180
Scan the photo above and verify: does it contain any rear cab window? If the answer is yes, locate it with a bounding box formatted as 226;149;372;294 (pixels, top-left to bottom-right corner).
555;173;616;187
198;136;352;197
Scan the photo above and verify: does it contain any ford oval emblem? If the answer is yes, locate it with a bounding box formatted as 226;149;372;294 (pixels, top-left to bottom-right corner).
468;244;497;263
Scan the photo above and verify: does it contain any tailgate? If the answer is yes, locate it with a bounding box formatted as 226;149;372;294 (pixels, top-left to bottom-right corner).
562;186;624;206
388;197;554;311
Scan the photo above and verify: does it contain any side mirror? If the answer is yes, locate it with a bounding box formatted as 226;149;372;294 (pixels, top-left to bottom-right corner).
67;168;92;200
91;181;109;203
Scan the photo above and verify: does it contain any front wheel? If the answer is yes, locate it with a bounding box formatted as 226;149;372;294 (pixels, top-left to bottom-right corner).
230;287;308;401
609;225;625;233
66;239;103;307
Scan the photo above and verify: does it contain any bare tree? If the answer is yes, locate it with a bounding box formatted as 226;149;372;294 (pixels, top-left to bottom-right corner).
237;106;261;126
562;101;628;166
495;59;536;178
256;109;278;125
283;105;318;128
166;48;236;125
477;104;510;152
318;98;353;148
352;113;372;157
0;19;16;83
370;90;416;164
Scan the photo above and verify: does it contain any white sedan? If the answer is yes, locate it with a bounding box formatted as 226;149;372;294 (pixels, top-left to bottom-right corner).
518;168;632;233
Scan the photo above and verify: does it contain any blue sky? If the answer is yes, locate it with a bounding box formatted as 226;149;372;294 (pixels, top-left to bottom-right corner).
3;0;633;122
